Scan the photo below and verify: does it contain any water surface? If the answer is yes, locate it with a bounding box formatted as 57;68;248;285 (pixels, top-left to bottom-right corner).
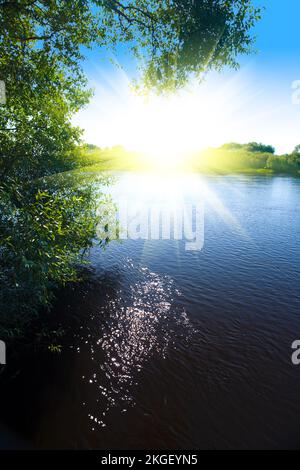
1;172;300;449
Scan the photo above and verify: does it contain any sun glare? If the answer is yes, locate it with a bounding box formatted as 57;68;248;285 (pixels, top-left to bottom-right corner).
123;88;226;169
74;65;263;168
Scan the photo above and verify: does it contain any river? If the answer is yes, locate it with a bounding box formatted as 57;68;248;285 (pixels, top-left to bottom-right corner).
1;172;300;449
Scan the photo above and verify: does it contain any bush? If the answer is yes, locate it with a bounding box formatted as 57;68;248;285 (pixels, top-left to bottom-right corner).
266;155;299;173
0;175;102;341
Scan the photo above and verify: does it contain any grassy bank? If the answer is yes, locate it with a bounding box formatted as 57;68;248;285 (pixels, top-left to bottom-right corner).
73;144;300;176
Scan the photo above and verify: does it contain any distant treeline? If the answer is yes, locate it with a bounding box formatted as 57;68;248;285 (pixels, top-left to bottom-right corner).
79;142;300;174
221;142;275;154
192;142;300;174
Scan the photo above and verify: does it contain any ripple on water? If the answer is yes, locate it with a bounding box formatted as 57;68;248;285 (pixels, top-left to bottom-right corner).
74;259;196;429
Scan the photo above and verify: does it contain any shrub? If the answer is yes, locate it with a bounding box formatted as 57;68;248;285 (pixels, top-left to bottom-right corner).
0;175;103;341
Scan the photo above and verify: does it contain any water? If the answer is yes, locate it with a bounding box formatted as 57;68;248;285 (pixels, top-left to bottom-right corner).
1;172;300;449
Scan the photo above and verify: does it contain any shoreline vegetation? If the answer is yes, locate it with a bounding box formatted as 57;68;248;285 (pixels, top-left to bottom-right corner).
75;142;300;176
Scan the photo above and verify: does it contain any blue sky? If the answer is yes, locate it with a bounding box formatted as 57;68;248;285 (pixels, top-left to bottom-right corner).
74;0;300;155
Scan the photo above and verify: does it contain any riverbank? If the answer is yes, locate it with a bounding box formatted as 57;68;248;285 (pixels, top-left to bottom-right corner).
74;146;300;176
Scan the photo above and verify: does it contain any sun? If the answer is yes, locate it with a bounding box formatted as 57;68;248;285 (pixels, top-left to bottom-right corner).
74;65;256;167
142;141;187;170
119;86;227;169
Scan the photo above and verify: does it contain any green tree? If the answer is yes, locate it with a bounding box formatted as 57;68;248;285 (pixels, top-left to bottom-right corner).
289;144;300;168
245;142;275;154
266;154;298;173
220;142;244;151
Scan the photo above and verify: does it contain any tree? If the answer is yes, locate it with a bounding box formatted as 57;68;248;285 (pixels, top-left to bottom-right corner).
266;154;299;173
293;144;300;154
287;144;300;168
245;142;275;154
220;142;244;151
1;1;262;89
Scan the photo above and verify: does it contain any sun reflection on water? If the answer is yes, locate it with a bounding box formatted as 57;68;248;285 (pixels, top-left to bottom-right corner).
80;172;251;431
75;259;194;429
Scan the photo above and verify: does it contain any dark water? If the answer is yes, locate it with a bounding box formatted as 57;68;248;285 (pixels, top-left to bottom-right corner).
1;173;300;449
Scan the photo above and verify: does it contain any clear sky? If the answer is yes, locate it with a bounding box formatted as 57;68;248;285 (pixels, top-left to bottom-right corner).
73;0;300;155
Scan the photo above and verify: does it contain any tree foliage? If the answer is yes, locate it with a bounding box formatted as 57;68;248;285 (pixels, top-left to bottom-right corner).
196;143;300;174
221;142;275;154
245;142;275;154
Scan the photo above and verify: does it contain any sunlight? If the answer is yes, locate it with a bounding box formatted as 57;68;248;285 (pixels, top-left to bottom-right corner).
122;87;226;169
74;65;263;169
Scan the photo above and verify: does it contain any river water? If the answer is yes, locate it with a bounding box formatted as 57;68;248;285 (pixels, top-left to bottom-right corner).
1;172;300;449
